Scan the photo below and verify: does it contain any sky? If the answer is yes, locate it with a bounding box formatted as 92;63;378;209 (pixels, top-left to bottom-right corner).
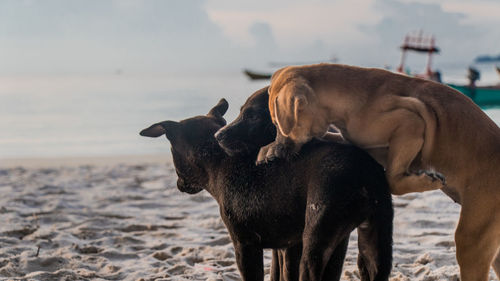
0;0;499;75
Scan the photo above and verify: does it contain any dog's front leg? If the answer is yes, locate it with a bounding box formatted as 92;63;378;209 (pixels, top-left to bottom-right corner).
274;244;302;281
270;250;281;281
234;242;264;281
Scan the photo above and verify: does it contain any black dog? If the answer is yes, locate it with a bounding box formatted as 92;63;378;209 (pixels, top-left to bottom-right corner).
140;94;393;281
215;87;393;280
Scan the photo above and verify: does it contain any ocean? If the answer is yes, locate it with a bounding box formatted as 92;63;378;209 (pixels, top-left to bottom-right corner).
0;68;499;159
0;72;268;158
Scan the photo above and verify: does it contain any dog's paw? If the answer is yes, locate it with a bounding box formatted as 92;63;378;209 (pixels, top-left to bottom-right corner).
256;142;293;165
390;169;447;195
272;142;290;159
416;170;446;185
256;144;271;165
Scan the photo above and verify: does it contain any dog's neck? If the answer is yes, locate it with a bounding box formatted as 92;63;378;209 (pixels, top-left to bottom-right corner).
315;89;360;126
200;141;258;201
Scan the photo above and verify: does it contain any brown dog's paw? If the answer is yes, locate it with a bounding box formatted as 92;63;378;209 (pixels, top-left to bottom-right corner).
389;169;447;195
416;170;446;185
256;144;271;165
256;142;282;165
256;142;294;165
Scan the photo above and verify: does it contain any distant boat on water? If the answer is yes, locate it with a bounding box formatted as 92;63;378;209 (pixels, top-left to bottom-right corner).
243;69;272;80
447;66;500;108
243;57;338;80
396;31;441;82
396;31;500;108
447;84;500;108
474;54;500;63
243;34;500;108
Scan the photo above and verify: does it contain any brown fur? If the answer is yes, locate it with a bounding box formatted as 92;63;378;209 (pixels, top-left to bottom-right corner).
258;63;500;281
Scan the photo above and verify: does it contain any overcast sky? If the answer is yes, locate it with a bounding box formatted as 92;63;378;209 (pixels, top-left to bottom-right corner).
0;0;499;75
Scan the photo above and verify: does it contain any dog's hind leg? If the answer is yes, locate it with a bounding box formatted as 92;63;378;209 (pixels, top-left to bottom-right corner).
322;237;349;281
385;110;445;195
299;205;358;281
357;217;393;281
455;202;500;281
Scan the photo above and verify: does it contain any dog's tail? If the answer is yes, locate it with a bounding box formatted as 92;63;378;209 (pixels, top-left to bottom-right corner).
395;96;437;163
357;170;393;281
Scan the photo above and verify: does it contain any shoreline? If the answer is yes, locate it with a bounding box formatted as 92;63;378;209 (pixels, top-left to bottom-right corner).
0;153;171;168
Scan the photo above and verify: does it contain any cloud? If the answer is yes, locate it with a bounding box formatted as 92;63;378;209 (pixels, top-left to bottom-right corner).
355;0;488;69
0;0;498;75
206;0;380;67
0;0;237;74
249;22;276;49
207;0;379;48
207;0;500;70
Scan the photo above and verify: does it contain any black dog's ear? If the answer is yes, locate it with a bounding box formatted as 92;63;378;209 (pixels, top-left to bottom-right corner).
208;98;229;119
207;98;228;126
140;120;181;140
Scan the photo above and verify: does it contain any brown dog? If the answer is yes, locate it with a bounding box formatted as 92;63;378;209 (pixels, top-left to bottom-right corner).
257;63;500;281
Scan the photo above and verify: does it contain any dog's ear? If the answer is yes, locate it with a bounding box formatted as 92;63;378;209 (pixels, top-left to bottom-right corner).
207;98;228;125
273;94;307;136
140;120;181;141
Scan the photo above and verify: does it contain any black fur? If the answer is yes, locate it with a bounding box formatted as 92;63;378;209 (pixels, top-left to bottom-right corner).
140;90;393;281
217;87;393;281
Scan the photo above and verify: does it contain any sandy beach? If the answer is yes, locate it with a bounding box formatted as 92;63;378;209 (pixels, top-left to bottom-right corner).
0;157;497;281
2;0;500;280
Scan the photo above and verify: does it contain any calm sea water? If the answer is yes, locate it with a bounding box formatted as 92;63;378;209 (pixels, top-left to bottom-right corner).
0;69;499;159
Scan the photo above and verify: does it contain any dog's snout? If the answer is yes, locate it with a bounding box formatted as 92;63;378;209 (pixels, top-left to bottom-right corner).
177;177;185;188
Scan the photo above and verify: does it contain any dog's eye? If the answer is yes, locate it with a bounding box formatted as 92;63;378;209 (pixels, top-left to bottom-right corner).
245;112;259;121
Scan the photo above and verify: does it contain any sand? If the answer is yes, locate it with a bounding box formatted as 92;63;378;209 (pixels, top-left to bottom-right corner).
0;158;497;281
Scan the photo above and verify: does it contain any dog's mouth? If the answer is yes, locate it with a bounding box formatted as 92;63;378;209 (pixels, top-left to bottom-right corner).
218;139;253;156
177;178;203;194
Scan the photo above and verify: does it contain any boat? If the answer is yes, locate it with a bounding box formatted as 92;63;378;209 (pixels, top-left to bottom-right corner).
243;33;500;107
446;67;500;108
243;57;338;80
396;31;500;108
447;84;500;108
396;31;441;82
474;54;500;63
243;69;272;80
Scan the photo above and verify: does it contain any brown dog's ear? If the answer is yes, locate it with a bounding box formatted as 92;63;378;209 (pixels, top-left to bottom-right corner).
140;120;181;141
207;98;228;125
274;94;307;136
